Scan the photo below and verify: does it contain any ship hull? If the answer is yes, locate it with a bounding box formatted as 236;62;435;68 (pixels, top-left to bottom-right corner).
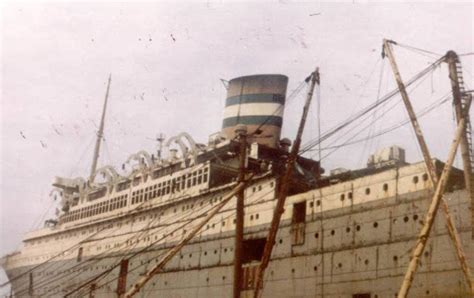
4;187;473;297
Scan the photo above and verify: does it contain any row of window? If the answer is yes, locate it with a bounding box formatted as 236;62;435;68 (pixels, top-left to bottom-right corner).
63;195;128;223
131;168;209;205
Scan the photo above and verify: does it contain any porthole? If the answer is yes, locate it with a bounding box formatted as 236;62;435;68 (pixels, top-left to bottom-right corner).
413;176;419;184
422;173;429;181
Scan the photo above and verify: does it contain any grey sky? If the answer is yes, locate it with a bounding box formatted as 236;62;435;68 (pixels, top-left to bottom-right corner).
0;0;472;290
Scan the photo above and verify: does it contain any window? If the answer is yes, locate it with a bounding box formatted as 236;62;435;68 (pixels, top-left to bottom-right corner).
292;202;306;224
291;202;306;245
77;247;83;262
242;238;266;263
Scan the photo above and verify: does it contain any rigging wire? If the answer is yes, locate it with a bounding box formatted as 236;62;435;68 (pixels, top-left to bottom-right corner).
12;177;217;296
35;173;250;296
318;92;452;153
78;183;280;297
362;58;386;162
299;55;446;155
248;77;309;138
394;42;442;58
316;72;442;161
1;173;195;290
65;181;263;297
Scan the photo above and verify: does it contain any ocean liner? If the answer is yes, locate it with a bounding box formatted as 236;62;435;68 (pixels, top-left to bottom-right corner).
1;40;473;298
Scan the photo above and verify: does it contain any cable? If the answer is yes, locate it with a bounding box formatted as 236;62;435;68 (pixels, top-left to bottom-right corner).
394;42;442;59
317;76;446;161
318;92;452;152
248;77;309;137
299;55;446;155
14;176;220;296
66;183;257;297
79;183;280;296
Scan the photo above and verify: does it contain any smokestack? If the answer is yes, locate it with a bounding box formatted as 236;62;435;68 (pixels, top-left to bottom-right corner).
221;74;288;148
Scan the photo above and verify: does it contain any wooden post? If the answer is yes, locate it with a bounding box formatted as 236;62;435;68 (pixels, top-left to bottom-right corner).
253;68;319;298
28;272;33;296
383;39;473;295
233;125;248;298
89;283;96;298
445;50;474;238
123;177;253;297
116;259;129;296
398;119;471;296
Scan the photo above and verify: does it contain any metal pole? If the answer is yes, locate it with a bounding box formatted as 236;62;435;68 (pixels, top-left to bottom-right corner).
116;259;129;296
398;119;468;297
445;50;474;237
123;177;253;297
89;74;112;181
233;126;248;298
383;39;473;296
253;68;319;298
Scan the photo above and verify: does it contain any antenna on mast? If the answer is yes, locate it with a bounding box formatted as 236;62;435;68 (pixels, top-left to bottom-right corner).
89;74;112;182
156;133;165;160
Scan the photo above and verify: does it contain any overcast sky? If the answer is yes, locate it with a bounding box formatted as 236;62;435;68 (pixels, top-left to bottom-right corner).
0;0;472;291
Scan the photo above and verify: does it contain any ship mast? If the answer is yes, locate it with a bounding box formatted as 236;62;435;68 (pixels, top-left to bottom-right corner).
89;74;112;182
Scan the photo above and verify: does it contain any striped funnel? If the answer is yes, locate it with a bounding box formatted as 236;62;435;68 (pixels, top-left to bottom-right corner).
222;74;288;148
